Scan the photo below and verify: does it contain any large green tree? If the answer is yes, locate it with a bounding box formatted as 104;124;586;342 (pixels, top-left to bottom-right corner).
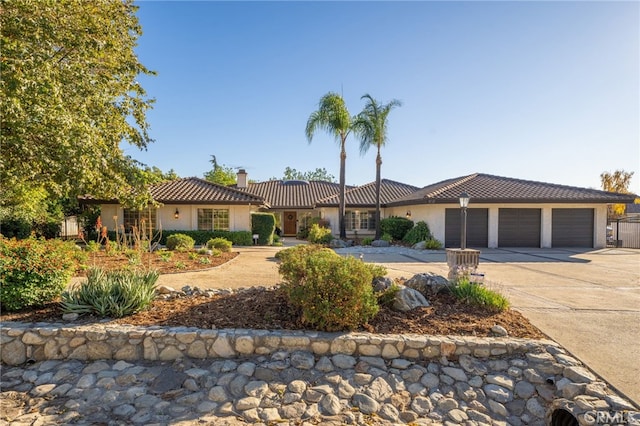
306;93;354;238
273;167;336;182
353;94;402;239
600;170;635;218
203;155;237;186
1;0;156;215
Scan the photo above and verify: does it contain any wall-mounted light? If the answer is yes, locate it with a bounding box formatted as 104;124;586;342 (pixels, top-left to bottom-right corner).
406;210;412;219
174;208;180;219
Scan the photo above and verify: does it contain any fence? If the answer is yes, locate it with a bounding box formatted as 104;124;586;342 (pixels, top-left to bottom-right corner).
607;217;640;249
60;216;79;239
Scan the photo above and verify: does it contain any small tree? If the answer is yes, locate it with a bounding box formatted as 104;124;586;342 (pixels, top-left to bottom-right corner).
601;170;635;218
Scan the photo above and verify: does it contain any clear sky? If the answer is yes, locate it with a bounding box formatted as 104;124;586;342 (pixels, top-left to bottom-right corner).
128;1;640;194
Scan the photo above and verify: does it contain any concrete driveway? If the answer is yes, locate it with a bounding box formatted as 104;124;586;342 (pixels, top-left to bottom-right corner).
357;247;640;407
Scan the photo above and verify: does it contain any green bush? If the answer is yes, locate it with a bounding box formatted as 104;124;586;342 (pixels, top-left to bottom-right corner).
424;238;443;249
206;237;232;252
61;268;158;318
307;223;333;245
377;283;400;307
381;233;393;242
402;221;433;245
297;217;330;240
166;233;195;251
251;213;276;245
380;216;414;241
279;245;379;331
0;218;32;239
449;278;510;312
362;237;373;246
160;230;252;246
0;237;79;311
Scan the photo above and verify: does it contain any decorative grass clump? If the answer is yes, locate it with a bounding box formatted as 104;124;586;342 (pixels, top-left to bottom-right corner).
449;278;509;312
61;268;159;318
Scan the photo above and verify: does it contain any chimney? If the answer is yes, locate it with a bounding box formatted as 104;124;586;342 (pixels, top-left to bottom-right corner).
237;169;248;188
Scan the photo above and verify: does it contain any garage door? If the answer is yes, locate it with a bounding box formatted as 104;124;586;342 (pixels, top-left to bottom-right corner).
552;208;594;247
445;208;488;248
498;208;541;247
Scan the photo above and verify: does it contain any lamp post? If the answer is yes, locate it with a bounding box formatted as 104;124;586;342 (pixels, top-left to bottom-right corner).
459;192;470;250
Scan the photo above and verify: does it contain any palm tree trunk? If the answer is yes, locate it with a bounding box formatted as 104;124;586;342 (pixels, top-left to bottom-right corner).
339;140;347;239
375;150;382;239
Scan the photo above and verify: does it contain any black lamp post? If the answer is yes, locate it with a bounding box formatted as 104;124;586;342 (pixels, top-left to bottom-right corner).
459;192;470;250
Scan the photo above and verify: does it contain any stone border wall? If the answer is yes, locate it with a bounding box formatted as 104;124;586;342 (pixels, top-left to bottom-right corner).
2;322;638;425
1;322;551;365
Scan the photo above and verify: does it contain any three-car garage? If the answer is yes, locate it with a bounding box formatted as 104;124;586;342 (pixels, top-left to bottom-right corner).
444;207;595;248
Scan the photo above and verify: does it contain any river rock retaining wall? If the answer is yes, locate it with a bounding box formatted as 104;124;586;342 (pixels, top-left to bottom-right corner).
1;323;637;425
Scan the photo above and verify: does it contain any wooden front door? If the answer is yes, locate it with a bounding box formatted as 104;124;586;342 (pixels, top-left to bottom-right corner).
283;211;297;236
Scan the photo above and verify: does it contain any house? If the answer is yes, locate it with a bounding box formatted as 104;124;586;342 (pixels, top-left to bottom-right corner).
88;177;266;233
87;170;635;249
384;173;635;249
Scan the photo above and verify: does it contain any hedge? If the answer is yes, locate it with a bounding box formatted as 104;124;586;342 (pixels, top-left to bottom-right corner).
251;213;275;245
159;230;253;246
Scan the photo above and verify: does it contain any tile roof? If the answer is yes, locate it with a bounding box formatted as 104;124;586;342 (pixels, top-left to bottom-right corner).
388;173;637;206
149;177;265;205
317;179;420;207
235;180;344;209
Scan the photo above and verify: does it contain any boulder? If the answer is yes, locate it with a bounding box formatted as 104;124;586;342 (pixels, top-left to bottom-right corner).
404;273;450;297
392;285;430;312
372;277;393;292
371;240;390;247
329;239;348;249
412;241;427;250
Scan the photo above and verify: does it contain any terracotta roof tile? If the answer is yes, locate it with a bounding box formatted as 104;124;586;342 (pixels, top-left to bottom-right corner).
149;177;265;205
389;173;637;206
235;180;344;209
317;179;420;207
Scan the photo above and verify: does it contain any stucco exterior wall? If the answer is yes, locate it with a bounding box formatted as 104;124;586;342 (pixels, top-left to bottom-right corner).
389;203;609;249
100;204;255;233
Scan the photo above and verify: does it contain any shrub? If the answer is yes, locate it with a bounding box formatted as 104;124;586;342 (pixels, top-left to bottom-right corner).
158;250;173;262
0;237;79;311
206;237;232;252
381;233;393;242
279;246;379;331
307;223;333;245
251;213;276;245
61;268;158;318
449;278;510;312
166;233;195;251
366;263;387;279
361;237;373;246
297;217;330;240
424;238;443;249
377;283;400;308
85;240;101;253
199;256;211;264
380;216;414;241
402;221;433;245
160;230;253;246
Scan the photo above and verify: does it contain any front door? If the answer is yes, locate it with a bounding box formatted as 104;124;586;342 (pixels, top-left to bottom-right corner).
283;211;297;236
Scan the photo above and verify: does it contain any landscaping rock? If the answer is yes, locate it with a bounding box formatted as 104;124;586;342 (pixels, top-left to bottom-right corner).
371;240;390;247
392;286;430;312
404;273;449;296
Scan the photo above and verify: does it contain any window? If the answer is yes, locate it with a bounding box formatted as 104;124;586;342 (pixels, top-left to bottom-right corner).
198;208;229;231
345;211;375;231
122;208;157;232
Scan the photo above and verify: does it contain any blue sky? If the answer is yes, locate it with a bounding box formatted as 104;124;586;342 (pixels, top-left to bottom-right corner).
128;1;639;194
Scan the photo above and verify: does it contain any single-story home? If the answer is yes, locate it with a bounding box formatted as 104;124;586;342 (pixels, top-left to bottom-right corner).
86;170;635;249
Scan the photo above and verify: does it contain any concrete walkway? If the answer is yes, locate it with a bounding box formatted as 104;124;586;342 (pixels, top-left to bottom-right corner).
82;242;640;407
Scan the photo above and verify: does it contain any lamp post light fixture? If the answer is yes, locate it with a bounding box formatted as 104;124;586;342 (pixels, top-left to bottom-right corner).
459;192;470;250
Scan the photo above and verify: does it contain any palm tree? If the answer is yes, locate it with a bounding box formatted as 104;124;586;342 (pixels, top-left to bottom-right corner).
305;92;353;239
353;94;402;239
